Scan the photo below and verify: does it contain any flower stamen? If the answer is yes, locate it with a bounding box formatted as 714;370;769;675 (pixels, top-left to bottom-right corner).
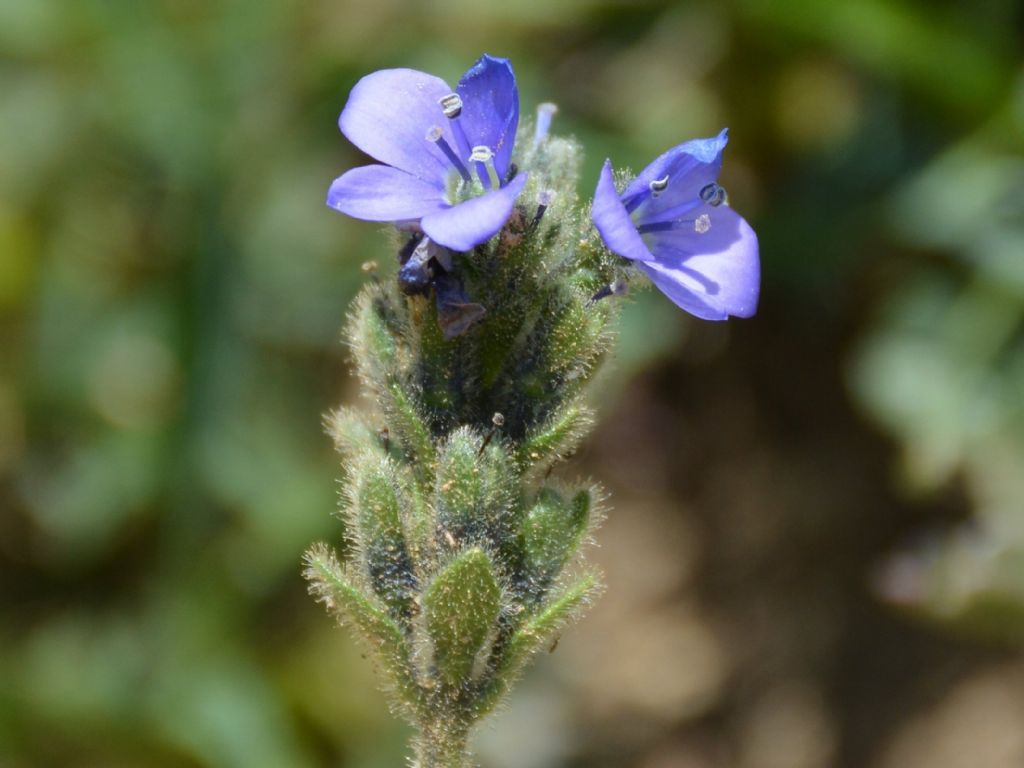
588;279;628;305
636;213;713;235
534;103;558;145
469;146;500;189
699;182;728;207
427;126;471;182
438;93;462;118
649;175;669;197
531;189;555;228
439;92;473;162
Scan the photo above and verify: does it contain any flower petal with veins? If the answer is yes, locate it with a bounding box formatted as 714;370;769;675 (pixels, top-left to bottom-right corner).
591;130;760;320
329;55;526;251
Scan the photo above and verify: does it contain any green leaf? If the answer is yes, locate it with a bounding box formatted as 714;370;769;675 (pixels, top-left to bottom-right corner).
351;288;400;381
409;296;460;414
349;287;436;479
304;545;422;716
423;548;502;687
353;460;416;619
544;298;594;374
474;573;599;718
434;429;519;557
521;487;590;591
384;379;436;482
434;429;483;530
324;407;388;461
517;401;592;471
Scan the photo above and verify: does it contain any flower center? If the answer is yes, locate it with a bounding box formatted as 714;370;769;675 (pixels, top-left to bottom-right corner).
631;180;729;235
428;92;504;204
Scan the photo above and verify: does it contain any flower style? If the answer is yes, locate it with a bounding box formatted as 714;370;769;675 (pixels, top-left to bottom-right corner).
327;54;527;252
591;129;760;320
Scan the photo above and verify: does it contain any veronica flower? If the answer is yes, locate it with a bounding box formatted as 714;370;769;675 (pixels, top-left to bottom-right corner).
327;54;527;252
591;129;760;320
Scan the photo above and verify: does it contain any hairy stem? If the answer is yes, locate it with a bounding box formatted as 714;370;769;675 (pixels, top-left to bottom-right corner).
414;720;471;768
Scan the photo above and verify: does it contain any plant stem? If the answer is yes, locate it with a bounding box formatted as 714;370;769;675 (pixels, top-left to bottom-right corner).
414;719;471;768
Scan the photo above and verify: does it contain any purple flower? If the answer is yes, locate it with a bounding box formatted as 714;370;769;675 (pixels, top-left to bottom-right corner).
327;54;527;252
591;129;760;320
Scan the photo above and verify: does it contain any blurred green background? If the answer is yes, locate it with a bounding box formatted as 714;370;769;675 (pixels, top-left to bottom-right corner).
2;0;1023;766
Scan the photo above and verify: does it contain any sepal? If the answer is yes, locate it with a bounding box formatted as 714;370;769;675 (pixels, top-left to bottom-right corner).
422;548;503;687
349;286;437;480
434;428;518;551
517;400;593;472
324;407;390;461
304;544;423;717
520;486;592;598
350;457;419;619
474;572;600;719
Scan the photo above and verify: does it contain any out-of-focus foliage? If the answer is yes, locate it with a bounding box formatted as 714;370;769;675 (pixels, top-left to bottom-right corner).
1;0;1022;766
850;86;1024;640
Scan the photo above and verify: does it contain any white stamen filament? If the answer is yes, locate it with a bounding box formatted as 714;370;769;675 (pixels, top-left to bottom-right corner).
439;92;472;161
469;145;500;189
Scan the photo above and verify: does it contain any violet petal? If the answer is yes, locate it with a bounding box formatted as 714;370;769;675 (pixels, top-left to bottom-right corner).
421;172;528;251
339;68;453;183
622;129;729;222
456;55;519;179
591;160;656;263
640;205;760;319
327;165;447;221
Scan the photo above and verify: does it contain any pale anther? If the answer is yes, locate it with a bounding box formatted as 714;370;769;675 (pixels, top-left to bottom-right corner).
699;182;728;207
469;145;500;189
694;213;712;234
438;93;463;118
649;175;670;196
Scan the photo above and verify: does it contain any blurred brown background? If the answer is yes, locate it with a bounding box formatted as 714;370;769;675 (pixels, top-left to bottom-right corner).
2;0;1023;766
